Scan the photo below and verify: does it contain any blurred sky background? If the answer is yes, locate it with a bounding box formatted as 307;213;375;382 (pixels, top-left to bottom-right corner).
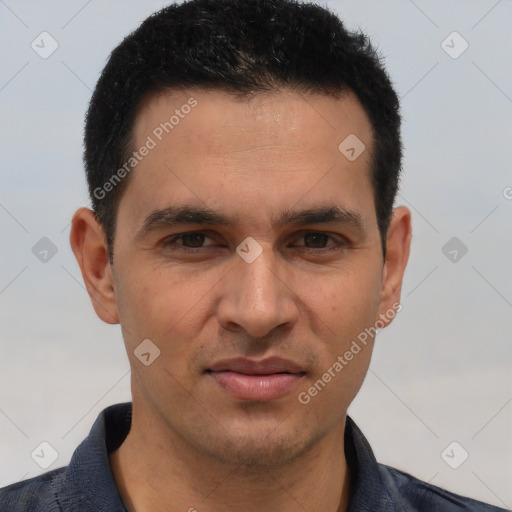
1;0;511;508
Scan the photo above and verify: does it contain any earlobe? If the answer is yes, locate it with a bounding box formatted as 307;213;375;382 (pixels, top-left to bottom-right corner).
69;208;120;324
378;206;412;327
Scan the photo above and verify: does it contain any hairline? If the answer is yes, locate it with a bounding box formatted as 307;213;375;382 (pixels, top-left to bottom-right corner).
104;84;385;262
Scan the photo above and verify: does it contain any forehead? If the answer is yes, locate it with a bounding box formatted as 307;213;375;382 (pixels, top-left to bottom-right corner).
122;88;376;231
133;88;372;159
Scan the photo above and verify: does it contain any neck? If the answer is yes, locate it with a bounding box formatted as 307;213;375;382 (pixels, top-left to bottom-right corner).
109;401;352;512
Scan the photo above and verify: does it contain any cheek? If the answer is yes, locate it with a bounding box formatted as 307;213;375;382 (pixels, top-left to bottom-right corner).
300;263;383;343
114;270;207;404
295;271;381;420
115;265;216;355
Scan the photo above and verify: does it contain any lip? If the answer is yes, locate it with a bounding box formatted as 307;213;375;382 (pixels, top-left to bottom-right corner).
207;357;306;401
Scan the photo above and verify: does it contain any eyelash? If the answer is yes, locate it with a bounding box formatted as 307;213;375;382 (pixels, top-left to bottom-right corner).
162;231;347;253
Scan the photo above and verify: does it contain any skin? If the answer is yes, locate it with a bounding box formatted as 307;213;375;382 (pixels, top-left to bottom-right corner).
70;88;411;512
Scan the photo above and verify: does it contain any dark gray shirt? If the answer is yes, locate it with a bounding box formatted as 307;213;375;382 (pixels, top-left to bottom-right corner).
0;402;507;511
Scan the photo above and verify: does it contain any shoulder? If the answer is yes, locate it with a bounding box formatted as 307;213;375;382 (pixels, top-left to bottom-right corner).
0;467;66;512
379;463;509;511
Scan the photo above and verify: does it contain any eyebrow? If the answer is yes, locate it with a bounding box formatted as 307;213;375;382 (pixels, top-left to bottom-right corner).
137;204;366;237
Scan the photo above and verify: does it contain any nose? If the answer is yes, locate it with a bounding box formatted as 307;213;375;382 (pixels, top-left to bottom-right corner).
217;245;299;339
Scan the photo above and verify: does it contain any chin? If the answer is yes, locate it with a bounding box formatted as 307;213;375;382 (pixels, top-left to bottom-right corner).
194;418;323;470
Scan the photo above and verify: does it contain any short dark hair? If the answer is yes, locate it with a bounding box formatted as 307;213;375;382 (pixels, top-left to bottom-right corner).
84;0;402;261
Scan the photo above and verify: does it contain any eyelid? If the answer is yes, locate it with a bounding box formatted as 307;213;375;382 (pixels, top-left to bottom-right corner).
162;229;349;252
290;230;351;248
164;231;217;247
293;230;342;242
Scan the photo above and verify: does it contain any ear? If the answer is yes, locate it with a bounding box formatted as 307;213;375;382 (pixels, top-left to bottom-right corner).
378;206;412;327
69;208;120;324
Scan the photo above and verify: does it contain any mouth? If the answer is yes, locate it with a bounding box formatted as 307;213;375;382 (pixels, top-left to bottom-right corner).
206;357;306;401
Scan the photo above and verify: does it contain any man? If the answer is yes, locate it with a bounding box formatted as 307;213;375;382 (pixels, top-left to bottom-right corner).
0;0;506;511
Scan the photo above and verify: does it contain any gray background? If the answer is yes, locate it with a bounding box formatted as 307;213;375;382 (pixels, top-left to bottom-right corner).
1;0;511;508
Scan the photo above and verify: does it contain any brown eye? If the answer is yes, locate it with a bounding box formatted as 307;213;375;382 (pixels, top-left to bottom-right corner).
303;233;332;249
177;233;207;248
163;232;215;251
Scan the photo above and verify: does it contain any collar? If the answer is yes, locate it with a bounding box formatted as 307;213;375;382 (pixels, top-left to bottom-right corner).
344;415;399;511
55;402;397;511
54;402;132;512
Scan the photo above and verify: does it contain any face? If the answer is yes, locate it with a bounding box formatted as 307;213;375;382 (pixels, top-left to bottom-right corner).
72;88;410;468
